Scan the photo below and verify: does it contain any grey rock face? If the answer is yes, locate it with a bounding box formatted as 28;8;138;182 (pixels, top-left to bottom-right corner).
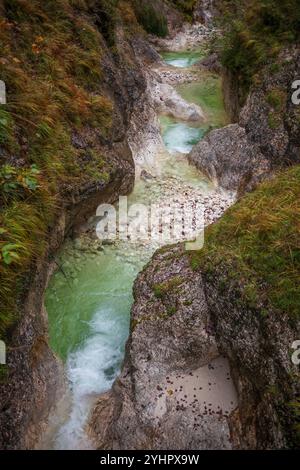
188;124;270;193
202;264;300;449
89;246;238;450
239;48;300;169
89;244;300;450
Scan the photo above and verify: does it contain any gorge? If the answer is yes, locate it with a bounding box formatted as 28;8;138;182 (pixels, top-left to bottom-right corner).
0;0;299;452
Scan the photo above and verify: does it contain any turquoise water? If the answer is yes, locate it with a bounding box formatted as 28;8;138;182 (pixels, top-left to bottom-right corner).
160;73;227;155
160;50;205;68
177;75;228;128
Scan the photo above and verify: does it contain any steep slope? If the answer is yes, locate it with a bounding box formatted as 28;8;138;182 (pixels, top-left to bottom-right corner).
91;165;300;449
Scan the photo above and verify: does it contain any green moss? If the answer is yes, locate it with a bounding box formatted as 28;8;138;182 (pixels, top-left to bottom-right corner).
190;165;300;318
266;88;286;111
153;276;184;299
269;63;280;74
0;364;8;382
166;305;177;316
268;112;281;129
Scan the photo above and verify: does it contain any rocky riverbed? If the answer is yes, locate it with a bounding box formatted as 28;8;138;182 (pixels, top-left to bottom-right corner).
87;18;300;452
87;24;240;451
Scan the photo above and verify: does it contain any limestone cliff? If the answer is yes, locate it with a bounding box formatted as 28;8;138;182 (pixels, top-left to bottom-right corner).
90;166;300;449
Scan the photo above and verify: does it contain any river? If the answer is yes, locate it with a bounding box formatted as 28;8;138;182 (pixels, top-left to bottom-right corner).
41;49;228;449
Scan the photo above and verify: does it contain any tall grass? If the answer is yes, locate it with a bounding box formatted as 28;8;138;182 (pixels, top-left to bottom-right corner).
190;165;300;318
217;0;300;96
0;0;119;341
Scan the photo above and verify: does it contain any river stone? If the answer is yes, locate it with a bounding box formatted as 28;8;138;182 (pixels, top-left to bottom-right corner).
188;124;270;192
153;81;206;122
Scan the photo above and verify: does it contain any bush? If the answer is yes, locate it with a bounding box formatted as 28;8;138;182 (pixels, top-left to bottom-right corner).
217;0;300;95
132;0;168;37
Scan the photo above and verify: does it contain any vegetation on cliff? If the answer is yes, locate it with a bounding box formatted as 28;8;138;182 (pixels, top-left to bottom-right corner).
0;0;192;380
0;0;143;341
190;165;300;318
218;0;300;97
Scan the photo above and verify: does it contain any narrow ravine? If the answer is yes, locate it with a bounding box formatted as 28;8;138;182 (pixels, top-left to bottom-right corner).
40;43;234;450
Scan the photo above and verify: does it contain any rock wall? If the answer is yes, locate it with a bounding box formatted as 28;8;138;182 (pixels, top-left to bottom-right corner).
89;246;236;450
0;22;149;450
90;244;300;449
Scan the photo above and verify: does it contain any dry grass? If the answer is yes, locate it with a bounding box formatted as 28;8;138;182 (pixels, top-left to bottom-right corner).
0;0;122;339
190;165;300;318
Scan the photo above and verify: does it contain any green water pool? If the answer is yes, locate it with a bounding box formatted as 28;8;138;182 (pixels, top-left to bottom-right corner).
160;50;205;68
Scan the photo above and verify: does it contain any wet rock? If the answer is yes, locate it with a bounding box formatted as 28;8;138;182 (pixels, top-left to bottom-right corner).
153;80;206;122
140;170;155;181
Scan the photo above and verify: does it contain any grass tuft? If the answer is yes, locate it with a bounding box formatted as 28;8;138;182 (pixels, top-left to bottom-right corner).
190;165;300;318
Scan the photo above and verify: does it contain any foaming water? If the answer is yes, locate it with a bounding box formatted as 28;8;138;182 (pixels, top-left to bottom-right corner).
160;50;204;68
160;116;206;154
43;69;227;449
45;232;153;448
54;307;129;449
